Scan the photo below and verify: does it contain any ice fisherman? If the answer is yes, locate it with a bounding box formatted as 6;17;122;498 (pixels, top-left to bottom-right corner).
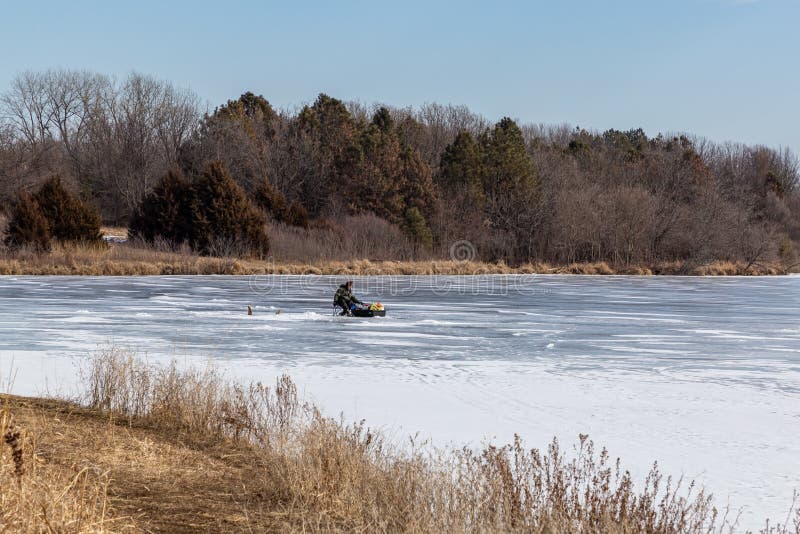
333;280;363;316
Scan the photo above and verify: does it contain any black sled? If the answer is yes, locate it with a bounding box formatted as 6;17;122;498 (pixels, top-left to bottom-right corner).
351;308;386;318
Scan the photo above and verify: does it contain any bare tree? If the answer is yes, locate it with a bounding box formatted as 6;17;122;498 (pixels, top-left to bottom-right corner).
1;71;54;147
0;70;200;221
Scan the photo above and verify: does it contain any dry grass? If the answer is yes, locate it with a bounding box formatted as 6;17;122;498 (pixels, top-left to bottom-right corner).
0;403;137;532
5;347;779;533
0;347;797;531
0;241;791;276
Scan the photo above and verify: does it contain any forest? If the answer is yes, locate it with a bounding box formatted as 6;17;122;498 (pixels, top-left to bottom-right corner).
1;69;798;269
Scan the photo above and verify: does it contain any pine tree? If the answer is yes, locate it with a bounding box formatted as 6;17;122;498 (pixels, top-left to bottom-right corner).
213;92;277;141
129;169;195;245
402;207;433;252
192;162;270;256
481;118;536;196
4;191;51;251
400;148;437;218
351;110;405;220
129;164;270;257
439;131;483;198
251;178;289;221
480;118;538;231
294;94;362;216
372;106;394;133
32;176;102;244
438;130;484;247
216;92;276;123
478;118;539;262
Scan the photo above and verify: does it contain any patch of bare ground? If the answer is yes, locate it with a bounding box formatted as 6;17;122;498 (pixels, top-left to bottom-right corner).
3;396;286;532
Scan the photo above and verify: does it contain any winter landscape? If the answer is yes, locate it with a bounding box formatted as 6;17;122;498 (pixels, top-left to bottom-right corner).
3;1;800;532
1;274;799;530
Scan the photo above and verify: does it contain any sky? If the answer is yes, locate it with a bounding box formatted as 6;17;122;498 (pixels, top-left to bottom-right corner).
1;0;798;153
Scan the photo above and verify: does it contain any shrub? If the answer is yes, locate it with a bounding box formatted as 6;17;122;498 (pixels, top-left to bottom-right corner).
192;162;270;256
129;169;195;246
32;176;102;244
267;214;414;262
130;162;270;257
3;191;51;251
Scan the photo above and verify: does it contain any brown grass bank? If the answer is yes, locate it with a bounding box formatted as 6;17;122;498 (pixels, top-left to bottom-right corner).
0;402;135;532
0;241;791;276
1;349;798;532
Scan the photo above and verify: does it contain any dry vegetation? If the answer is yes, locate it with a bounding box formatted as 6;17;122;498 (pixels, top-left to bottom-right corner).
0;239;790;276
0;219;788;277
0;403;136;532
1;348;798;532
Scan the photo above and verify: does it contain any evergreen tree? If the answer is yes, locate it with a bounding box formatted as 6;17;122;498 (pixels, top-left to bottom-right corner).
480;118;538;228
479;118;539;261
439;131;484;200
129;169;195;245
294;94;362;215
191;162;270;256
400;148;437;218
602;128;648;162
481;118;536;195
402;207;433;252
372;106;394;133
350;110;405;220
211;92;277;144
301;94;361;143
343;109;438;224
251;177;310;228
216;92;276;125
129;163;270;257
4;191;51;251
251;178;289;221
180;92;277;191
33;176;102;243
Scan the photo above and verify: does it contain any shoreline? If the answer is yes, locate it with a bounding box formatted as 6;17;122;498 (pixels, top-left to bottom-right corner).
0;256;791;276
3;345;793;532
2;234;793;276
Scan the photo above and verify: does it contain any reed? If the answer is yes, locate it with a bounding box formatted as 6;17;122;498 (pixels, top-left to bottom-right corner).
0;240;790;276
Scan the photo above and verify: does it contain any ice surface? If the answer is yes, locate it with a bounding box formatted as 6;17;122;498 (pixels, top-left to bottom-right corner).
1;274;799;528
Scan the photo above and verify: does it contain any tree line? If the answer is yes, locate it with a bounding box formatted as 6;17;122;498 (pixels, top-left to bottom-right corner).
1;69;798;266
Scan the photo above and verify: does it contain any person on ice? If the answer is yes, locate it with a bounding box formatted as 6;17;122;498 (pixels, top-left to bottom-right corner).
333;280;363;316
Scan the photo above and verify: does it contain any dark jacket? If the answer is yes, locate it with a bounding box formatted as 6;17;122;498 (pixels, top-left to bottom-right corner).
334;284;362;308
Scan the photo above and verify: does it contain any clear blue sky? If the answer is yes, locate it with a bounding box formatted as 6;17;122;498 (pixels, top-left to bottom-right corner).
2;0;798;153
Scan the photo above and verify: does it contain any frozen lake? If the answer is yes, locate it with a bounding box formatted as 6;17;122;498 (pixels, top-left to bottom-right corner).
1;274;799;528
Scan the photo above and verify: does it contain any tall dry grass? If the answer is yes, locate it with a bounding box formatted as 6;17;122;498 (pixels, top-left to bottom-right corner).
0;404;134;532
78;348;800;533
0;216;789;275
0;240;790;276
